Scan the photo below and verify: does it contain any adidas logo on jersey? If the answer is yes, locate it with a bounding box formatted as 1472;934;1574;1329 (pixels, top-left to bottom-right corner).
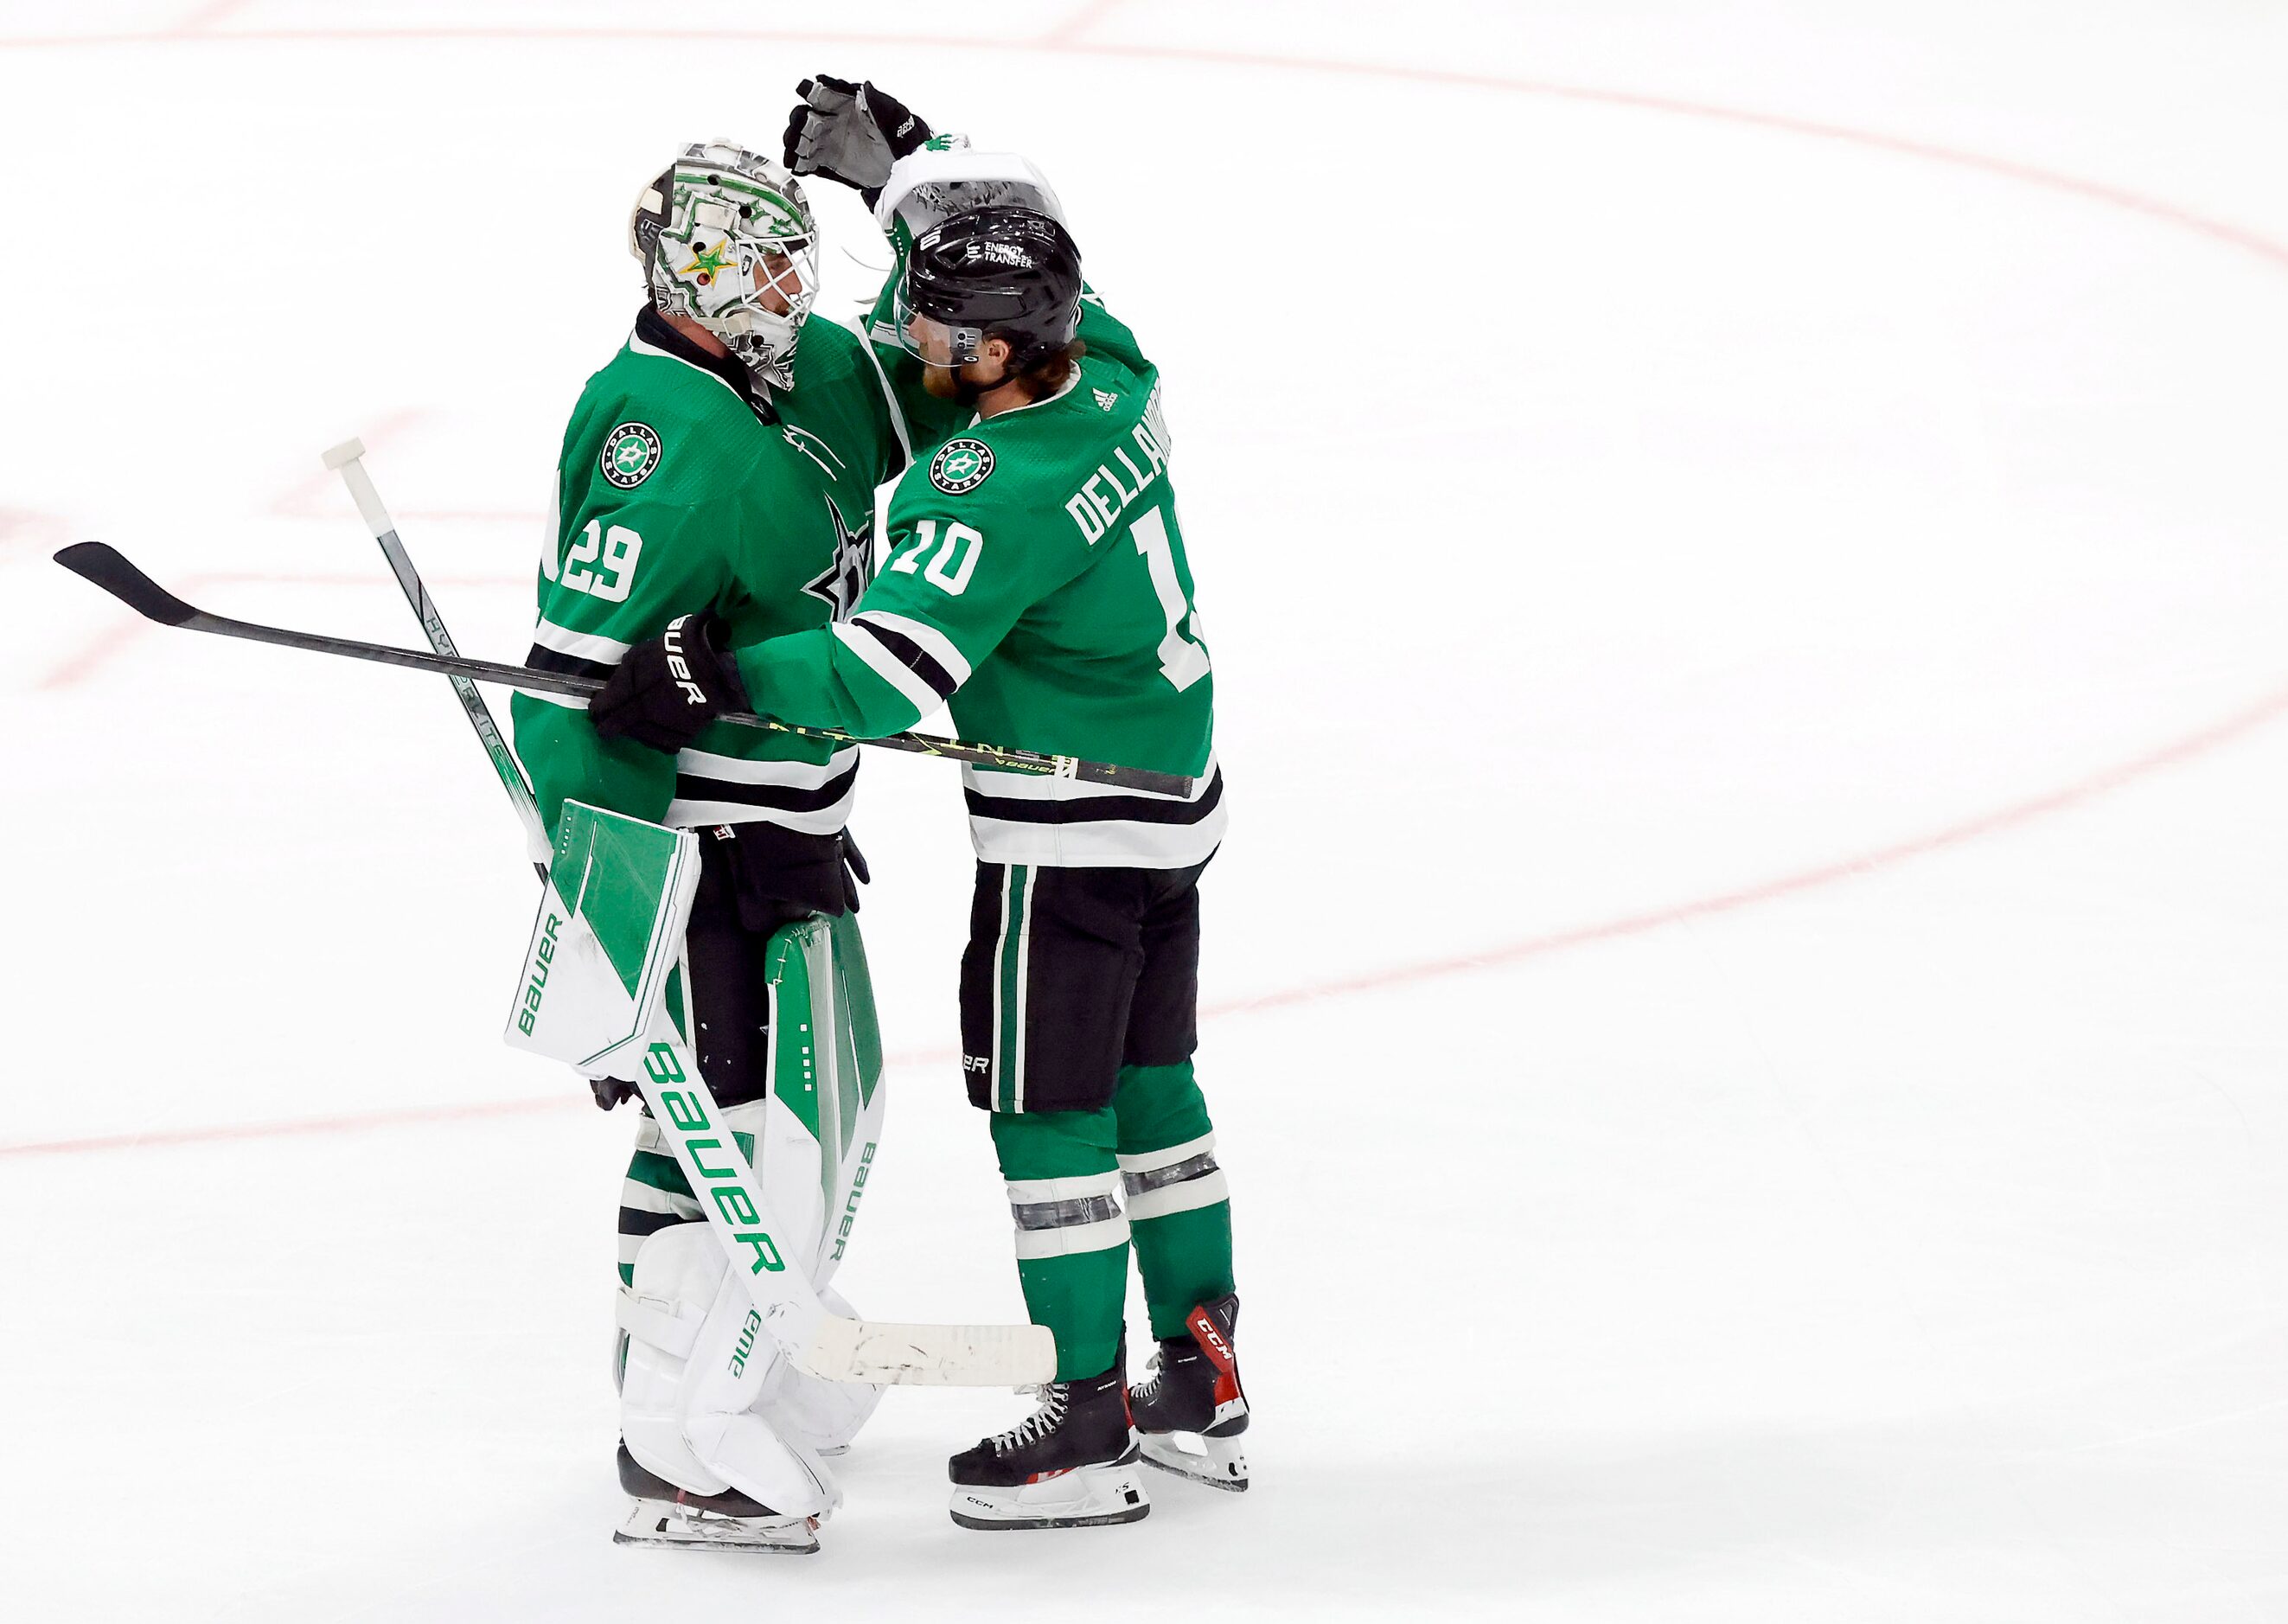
1094;388;1118;412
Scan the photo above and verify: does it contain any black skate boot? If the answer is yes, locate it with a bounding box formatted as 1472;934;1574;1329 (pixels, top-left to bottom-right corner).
612;1441;820;1554
1128;1294;1249;1491
947;1355;1151;1531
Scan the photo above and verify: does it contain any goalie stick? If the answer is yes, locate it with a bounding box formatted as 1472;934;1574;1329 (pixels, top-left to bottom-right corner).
320;438;552;865
52;540;1197;797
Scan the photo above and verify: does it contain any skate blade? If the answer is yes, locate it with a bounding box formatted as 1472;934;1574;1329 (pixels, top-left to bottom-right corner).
949;1464;1151;1531
615;1502;820;1555
1141;1430;1249;1492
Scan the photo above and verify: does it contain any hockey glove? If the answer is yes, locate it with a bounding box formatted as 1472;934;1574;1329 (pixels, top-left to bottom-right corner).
589;611;751;754
589;1077;638;1111
782;75;932;200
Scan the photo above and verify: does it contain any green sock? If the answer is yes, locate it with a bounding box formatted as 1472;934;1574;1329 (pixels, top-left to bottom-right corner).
1113;1062;1237;1342
988;1108;1128;1380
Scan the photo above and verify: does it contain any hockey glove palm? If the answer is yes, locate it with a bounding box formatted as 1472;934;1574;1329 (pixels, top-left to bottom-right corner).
782;75;931;199
590;611;750;754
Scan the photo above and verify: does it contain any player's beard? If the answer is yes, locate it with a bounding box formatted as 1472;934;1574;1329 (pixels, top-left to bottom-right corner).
923;359;1001;407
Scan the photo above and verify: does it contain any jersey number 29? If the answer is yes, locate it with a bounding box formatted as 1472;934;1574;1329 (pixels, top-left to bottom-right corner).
550;520;642;603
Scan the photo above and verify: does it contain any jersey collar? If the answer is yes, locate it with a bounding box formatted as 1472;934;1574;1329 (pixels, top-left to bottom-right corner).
630;304;779;424
967;361;1083;429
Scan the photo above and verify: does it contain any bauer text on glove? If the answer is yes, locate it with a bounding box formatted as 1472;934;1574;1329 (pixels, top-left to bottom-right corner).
589;612;751;753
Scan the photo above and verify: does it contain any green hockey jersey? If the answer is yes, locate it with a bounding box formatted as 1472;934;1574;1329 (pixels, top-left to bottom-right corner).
510;307;903;837
737;348;1224;869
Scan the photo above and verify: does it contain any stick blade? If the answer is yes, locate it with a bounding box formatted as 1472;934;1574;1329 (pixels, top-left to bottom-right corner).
54;543;198;627
1123;768;1196;798
794;1316;1058;1387
1071;758;1196;798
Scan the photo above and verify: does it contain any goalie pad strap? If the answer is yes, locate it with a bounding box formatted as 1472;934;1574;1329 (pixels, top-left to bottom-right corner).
615;1285;705;1359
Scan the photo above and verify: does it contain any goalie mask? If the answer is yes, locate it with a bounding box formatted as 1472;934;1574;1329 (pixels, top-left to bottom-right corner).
630;142;819;390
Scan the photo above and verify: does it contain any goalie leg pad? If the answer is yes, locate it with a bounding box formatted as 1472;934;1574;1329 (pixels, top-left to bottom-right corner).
617;1223;840;1520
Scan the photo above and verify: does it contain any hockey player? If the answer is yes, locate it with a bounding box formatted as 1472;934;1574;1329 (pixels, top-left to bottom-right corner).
511;140;909;1554
591;196;1248;1531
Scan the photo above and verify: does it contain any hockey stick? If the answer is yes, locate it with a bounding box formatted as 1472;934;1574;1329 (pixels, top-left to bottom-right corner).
53;541;1197;797
321;438;552;865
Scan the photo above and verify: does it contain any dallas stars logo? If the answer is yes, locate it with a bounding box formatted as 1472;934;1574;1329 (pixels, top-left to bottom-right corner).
802;492;872;620
930;438;994;495
598;422;661;489
681;237;733;286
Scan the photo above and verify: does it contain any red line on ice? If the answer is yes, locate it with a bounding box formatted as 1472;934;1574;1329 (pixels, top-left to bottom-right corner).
0;1095;574;1158
1038;1;1130;47
9;22;2287;1157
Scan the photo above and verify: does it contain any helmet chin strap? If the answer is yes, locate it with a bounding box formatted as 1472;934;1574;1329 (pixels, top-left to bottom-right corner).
949;348;1013;407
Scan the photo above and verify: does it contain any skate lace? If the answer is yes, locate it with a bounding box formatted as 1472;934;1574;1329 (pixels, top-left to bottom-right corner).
989;1383;1070;1453
1131;1348;1166;1403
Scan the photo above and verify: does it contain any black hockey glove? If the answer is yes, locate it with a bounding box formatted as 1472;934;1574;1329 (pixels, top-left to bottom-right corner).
589;611;750;754
782;75;932;201
589;1077;638;1111
840;828;870;913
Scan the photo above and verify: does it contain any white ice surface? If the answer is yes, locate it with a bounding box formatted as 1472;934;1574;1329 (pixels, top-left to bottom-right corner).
4;3;2287;1619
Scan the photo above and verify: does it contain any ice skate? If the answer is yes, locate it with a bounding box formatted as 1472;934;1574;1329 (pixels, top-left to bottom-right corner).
1128;1295;1248;1492
610;1442;821;1555
948;1359;1151;1531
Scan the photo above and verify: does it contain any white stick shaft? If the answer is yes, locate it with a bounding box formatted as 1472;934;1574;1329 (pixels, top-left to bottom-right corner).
322;439;552;862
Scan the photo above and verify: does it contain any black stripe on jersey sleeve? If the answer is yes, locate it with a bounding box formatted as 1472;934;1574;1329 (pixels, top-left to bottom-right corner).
616;1206;688;1241
851;617;959;700
674;751;860;814
964;765;1224;828
524;643;620;682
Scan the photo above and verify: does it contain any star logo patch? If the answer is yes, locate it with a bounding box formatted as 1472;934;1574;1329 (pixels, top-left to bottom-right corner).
599;423;661;489
930;438;994;495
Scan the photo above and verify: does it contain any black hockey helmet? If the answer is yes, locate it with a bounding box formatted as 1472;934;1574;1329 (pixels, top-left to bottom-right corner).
897;205;1082;373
